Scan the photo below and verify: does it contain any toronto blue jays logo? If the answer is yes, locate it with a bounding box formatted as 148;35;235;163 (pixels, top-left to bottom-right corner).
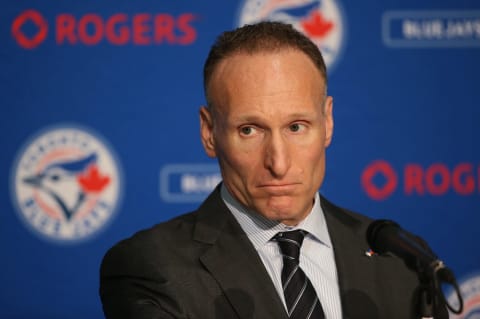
11;125;122;243
237;0;346;71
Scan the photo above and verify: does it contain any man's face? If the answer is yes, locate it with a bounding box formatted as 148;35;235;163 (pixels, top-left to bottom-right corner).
200;49;333;225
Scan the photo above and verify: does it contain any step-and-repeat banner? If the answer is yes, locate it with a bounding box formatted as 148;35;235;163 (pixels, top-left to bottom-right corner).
1;0;479;317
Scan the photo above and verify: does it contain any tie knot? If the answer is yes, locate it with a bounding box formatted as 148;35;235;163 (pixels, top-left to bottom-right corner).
275;230;306;261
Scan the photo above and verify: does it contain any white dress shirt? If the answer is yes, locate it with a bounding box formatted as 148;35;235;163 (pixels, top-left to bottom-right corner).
221;185;343;319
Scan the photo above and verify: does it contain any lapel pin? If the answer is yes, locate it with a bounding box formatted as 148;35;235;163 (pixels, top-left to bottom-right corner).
365;248;377;257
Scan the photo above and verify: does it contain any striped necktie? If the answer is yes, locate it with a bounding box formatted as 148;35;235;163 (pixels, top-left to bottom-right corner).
275;230;325;319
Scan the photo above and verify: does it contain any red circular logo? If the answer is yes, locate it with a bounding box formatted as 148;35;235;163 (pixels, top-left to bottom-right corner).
361;160;398;200
12;10;48;49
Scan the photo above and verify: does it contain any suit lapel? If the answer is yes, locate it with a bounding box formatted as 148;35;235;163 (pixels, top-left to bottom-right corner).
321;197;381;318
194;188;288;319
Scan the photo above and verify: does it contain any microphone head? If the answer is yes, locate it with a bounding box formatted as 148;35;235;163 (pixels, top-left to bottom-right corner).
366;219;400;254
366;219;438;270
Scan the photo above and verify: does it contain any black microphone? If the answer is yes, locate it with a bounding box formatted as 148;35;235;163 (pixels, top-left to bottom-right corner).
366;219;454;283
367;219;464;316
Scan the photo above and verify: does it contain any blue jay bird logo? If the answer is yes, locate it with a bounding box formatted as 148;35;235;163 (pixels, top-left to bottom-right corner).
265;1;319;21
22;153;110;221
11;126;121;243
237;0;345;70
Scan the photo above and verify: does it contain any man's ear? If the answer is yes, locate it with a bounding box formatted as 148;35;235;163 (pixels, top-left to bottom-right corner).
199;106;217;158
324;96;334;147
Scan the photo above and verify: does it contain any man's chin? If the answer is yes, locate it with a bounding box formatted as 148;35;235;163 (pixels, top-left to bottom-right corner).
256;206;304;225
253;195;313;225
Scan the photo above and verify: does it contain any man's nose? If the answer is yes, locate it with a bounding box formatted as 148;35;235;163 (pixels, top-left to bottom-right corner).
264;132;291;178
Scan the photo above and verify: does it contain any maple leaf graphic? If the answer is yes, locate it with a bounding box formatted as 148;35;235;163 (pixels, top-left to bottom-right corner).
301;11;334;38
77;164;110;193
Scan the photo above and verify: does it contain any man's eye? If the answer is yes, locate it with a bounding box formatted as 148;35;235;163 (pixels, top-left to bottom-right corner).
240;126;255;135
289;123;304;132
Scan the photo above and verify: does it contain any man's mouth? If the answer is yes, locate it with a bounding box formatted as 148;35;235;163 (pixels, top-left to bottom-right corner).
258;183;300;194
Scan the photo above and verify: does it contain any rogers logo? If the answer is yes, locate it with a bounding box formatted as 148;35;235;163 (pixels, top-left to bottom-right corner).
362;160;480;200
11;10;49;49
12;9;198;49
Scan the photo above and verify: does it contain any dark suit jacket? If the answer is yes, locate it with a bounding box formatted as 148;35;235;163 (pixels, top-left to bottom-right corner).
100;186;446;318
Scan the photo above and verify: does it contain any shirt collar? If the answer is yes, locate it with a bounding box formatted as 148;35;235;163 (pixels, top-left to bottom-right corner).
221;184;332;249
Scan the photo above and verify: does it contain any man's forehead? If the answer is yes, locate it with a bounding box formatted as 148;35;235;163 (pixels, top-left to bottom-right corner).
218;48;308;67
209;49;323;87
228;47;320;70
206;49;326;114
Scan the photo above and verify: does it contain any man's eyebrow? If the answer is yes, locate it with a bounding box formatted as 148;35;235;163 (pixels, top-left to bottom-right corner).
231;114;264;123
285;112;317;120
230;111;318;124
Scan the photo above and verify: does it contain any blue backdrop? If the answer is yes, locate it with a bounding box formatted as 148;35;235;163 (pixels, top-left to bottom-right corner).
1;0;479;318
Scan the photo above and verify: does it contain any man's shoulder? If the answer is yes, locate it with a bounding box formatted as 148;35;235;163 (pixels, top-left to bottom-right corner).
100;209;205;282
138;210;198;239
101;186;228;272
109;209;199;253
